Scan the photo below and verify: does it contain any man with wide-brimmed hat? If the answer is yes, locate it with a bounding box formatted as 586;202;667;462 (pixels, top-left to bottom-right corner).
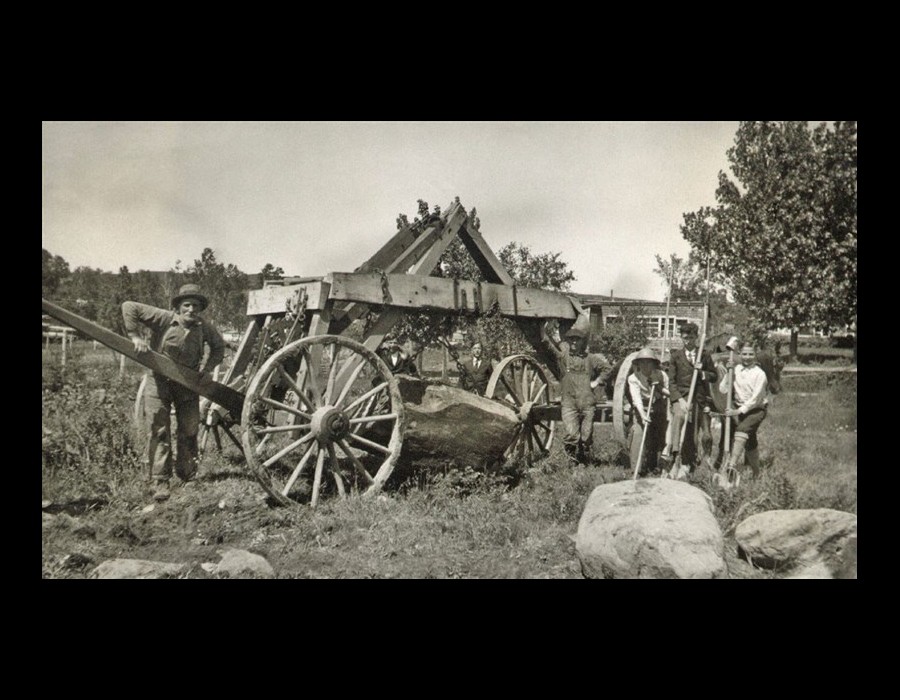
123;283;225;502
541;311;613;465
627;347;670;477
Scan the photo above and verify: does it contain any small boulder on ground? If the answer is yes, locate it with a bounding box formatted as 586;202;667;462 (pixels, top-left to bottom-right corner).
204;548;276;579
90;558;187;579
734;509;857;578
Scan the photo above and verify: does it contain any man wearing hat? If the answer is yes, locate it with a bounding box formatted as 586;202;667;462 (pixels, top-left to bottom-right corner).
627;347;670;476
542;312;613;465
663;322;718;479
123;284;225;502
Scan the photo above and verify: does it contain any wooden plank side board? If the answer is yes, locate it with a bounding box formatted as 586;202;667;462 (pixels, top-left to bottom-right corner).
324;272;578;320
41;299;246;418
246;281;327;316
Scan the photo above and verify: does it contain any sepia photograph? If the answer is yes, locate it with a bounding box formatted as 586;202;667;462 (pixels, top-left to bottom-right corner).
42;121;857;579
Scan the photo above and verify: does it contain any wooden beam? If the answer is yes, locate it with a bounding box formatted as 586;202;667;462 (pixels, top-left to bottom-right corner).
407;204;469;276
224;318;262;383
457;223;515;285
246;281;327;316
324;272;577;320
42;299;245;417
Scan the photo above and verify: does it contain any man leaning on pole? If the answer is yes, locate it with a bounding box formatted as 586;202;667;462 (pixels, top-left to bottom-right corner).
123;284;225;502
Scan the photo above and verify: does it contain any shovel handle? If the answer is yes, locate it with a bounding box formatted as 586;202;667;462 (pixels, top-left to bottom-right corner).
632;384;656;481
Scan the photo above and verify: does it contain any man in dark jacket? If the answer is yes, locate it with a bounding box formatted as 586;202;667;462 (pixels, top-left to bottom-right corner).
123;284;225;502
459;341;492;396
664;322;716;478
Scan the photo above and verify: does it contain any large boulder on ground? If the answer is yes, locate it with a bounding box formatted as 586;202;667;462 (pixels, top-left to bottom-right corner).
576;478;728;579
734;509;857;578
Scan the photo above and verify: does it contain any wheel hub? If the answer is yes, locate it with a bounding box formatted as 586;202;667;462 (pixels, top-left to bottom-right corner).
518;400;534;423
310;406;350;442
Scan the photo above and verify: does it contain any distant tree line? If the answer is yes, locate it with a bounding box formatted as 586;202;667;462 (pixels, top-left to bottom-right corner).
42;247;284;333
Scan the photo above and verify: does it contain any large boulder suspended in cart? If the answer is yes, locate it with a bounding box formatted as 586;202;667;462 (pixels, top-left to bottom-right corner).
363;376;520;475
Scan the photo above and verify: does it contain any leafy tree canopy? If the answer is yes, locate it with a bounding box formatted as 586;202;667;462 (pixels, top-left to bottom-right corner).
680;121;857;354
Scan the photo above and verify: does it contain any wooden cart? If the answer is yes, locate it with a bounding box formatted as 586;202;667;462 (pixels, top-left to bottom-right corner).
42;201;638;507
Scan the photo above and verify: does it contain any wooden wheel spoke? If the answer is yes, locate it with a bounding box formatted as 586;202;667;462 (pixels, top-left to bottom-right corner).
345;381;389;414
528;371;539;401
338;439;376;486
326;443;346;497
520;364;530;403
310;448;327;508
262;431;316;468
335;356;368;408
220;423;243;451
323;344;340;405
260;396;312;421
300;349;324;408
282;442;317;497
346;432;393;456
351;395;378;434
500;373;523;406
527;423;545;451
348;412;398;425
275;363;314;412
256;423;313;435
254;433;271;456
505;424;523;457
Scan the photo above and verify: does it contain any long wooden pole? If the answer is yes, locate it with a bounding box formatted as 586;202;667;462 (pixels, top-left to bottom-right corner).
632;383;657;481
42;298;245;418
674;255;711;461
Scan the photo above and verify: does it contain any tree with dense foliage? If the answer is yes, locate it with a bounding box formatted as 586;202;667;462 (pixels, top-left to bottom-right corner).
260;263;285;282
42;248;70;297
680;121;857;358
184;248;249;331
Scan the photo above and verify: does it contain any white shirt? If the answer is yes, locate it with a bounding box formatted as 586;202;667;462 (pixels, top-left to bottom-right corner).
720;363;768;414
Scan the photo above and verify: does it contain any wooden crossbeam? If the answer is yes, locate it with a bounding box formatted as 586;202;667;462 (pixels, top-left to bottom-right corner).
325;272;577;320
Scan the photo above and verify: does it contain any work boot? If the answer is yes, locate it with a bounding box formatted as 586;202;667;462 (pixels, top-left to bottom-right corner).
564;443;579;466
746;448;761;479
153;479;171;502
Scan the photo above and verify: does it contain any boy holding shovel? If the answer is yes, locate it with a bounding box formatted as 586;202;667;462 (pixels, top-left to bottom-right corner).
718;342;768;487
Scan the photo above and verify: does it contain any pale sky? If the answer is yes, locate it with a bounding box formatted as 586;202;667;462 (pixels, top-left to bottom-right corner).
41;121;738;301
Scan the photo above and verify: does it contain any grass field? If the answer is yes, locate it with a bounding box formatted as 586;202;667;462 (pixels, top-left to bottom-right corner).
41;341;857;579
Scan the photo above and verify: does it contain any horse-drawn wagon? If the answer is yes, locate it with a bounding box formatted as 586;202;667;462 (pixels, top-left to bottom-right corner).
42;201;643;507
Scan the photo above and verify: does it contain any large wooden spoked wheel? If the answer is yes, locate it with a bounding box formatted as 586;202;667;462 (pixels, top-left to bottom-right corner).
485;354;555;465
240;334;405;508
